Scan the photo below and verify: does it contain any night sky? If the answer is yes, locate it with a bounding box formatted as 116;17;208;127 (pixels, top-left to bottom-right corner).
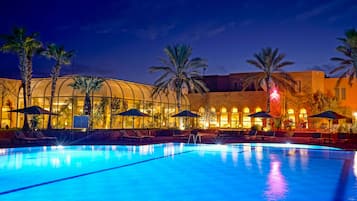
0;0;356;84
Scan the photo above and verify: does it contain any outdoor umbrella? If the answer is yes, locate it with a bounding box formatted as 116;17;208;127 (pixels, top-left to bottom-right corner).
308;110;349;131
248;111;273;118
115;108;150;128
171;110;200;118
8;105;57;115
308;110;348;119
172;110;200;129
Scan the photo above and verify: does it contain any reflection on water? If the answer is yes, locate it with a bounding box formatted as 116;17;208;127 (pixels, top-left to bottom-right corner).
231;146;238;166
265;155;287;201
353;151;357;177
243;144;252;168
299;149;309;170
255;145;263;172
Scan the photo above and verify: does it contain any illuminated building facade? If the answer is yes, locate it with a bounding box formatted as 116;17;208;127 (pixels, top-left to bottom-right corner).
0;76;189;129
0;70;356;131
188;71;357;131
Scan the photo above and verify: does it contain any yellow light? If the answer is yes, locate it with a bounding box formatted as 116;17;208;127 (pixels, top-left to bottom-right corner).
353;112;357;118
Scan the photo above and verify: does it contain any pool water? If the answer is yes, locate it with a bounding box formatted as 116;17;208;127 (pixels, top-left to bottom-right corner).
0;143;356;201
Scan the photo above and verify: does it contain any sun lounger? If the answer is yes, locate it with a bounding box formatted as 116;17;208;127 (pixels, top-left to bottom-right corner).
121;130;154;142
15;131;39;143
310;133;325;143
336;133;349;143
244;129;257;140
33;131;57;142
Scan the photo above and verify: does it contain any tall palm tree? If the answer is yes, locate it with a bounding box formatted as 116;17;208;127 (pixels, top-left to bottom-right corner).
149;44;208;111
68;76;104;116
25;37;42;105
42;44;74;129
245;47;296;113
330;28;357;85
0;27;41;130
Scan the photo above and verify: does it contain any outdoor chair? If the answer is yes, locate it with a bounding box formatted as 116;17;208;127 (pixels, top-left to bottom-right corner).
135;130;155;139
265;131;276;140
244;129;257;140
336;133;349;144
33;131;57;142
14;131;39;143
120;130;153;142
310;133;325;143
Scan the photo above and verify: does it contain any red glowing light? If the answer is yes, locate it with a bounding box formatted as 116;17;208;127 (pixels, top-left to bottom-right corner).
270;89;280;100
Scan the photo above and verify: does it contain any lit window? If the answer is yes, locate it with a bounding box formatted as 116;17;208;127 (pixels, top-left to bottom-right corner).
341;88;346;100
335;88;340;100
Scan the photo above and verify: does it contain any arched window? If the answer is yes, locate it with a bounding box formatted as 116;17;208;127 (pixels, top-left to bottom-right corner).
231;107;239;128
287;109;295;128
209;107;218;128
220;107;228;128
254;107;263;127
198;107;206;128
299;108;308;128
242;107;251;128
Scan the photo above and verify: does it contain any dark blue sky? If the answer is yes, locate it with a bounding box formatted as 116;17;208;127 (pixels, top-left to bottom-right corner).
0;0;356;84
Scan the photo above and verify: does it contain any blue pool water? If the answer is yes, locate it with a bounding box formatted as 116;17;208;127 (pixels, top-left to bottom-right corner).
0;143;356;201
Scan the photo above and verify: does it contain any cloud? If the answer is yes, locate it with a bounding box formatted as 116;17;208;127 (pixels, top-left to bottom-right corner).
178;21;237;42
135;24;176;40
327;5;357;23
295;0;348;21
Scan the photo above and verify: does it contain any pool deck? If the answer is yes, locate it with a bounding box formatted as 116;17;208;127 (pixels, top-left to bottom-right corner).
0;129;356;150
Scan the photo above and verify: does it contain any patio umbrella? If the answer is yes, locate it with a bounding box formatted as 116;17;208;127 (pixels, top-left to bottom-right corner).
308;110;348;119
8;105;57;115
114;108;150;128
172;110;200;129
171;110;200;118
308;110;349;130
248;111;273;118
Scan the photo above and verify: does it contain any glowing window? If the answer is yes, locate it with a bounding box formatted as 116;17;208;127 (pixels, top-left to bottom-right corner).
220;107;228;128
221;107;227;113
231;107;239;128
254;107;262;126
243;107;251;128
243;107;250;113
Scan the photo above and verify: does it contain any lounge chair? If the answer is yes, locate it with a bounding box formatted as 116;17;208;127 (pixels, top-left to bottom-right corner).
33;131;57;142
121;130;154;142
336;133;349;144
244;129;257;140
267;131;276;139
15;131;39;143
310;133;324;143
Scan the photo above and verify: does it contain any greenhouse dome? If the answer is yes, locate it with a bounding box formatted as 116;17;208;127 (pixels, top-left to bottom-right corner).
12;76;190;129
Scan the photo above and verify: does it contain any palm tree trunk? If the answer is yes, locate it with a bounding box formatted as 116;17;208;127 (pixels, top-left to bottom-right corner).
0;96;3;129
84;93;91;115
176;88;181;111
26;56;32;106
266;77;271;113
21;82;30;130
19;52;30;130
47;64;60;129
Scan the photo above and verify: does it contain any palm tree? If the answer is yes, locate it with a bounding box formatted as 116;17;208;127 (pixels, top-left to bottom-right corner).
330;28;357;85
245;47;296;113
0;27;41;130
42;44;74;129
68;76;104;116
24;37;42;105
149;44;208;111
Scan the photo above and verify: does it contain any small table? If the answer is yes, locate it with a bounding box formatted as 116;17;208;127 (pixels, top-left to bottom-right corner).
187;133;206;144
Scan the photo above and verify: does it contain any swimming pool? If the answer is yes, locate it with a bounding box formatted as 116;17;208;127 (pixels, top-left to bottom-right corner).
0;143;356;200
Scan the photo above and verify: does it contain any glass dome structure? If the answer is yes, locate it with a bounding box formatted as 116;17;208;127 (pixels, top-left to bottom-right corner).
14;76;190;129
